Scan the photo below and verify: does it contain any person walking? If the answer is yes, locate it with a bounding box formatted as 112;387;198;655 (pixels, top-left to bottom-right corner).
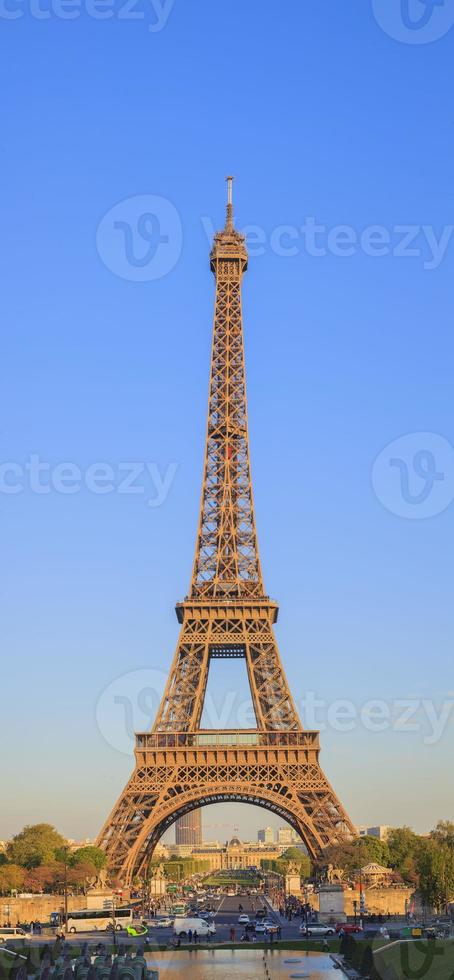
193;930;198;945
188;929;193;944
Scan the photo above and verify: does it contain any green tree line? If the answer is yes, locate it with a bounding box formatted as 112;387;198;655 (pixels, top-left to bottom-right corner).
0;824;107;896
317;821;454;912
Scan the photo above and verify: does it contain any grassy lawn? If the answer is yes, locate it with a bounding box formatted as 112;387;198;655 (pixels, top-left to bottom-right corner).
203;875;261;887
373;940;454;979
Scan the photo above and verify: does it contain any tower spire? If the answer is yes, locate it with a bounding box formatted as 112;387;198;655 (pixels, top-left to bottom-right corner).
225;174;234;232
191;177;261;599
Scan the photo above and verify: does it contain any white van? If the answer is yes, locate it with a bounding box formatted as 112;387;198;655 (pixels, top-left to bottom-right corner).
173;916;215;938
0;928;30;943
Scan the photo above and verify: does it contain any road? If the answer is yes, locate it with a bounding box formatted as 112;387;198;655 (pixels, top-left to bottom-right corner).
147;894;302;945
15;895;306;946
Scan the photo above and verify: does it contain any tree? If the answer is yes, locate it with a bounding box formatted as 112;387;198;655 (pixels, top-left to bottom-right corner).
316;836;389;879
430;820;454;848
24;864;59;893
387;827;419;869
7;825;67;869
0;864;25;894
417;838;454;912
71;846;107;872
68;861;98;893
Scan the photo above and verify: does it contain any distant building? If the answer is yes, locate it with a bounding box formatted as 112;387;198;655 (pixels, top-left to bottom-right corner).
67;838;94;852
277;827;301;845
257;826;275;844
194;837;281;871
175;810;202;846
167;835;283;871
357;826;390;841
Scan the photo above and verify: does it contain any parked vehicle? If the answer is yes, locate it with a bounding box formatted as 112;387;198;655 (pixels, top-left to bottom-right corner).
238;914;250;924
253;922;266;934
300;924;335;937
0;928;30;943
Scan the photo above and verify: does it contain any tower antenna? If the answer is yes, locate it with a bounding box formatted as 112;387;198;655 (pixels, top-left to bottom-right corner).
225;175;234;231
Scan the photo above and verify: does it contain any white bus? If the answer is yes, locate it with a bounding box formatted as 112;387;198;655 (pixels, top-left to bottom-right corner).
65;908;134;933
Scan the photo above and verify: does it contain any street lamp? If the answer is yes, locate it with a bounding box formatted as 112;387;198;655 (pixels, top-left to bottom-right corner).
61;846;69;936
111;893;117;951
356;839;365;930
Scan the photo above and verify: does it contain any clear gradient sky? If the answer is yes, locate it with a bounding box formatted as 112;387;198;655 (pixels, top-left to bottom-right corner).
1;1;454;844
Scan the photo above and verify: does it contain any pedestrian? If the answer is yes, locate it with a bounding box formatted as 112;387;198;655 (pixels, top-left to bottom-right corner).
188;929;193;944
230;926;235;942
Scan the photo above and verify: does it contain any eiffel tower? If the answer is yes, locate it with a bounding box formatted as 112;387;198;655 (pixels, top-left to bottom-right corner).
97;179;355;883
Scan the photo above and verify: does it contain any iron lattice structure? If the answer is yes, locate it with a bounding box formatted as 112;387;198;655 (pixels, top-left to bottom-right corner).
98;181;355;883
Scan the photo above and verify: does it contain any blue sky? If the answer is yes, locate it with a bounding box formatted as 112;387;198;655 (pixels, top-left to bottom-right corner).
1;1;454;844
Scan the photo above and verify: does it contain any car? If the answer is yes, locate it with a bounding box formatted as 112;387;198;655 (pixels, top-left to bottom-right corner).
253;921;266;934
0;928;30;943
300;924;335;937
238;914;250;924
147;917;174;928
335;923;362;934
263;920;275;929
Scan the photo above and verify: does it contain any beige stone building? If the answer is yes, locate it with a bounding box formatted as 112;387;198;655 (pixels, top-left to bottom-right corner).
181;837;283;871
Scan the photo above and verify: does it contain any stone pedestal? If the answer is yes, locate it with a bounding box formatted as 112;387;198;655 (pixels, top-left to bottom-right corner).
318;884;345;924
285;873;301;896
149;877;167;897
